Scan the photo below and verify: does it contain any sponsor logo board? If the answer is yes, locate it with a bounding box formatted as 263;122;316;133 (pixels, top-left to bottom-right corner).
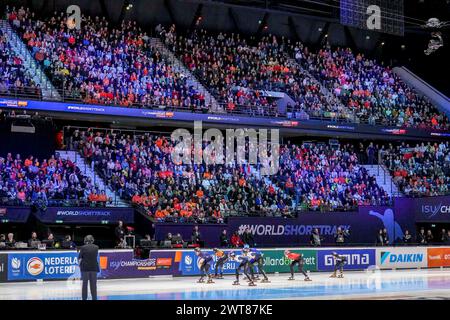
376;247;427;269
427;248;450;268
317;249;375;271
8;252;80;280
262;250;317;273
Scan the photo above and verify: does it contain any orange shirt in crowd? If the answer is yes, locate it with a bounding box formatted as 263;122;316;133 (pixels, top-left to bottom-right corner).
155;209;168;219
180;210;192;218
196;190;204;198
132;194;142;204
88;193;99;202
203;172;212;179
97;194;108;202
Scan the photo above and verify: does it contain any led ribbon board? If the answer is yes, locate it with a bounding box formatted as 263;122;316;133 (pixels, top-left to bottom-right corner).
340;0;404;36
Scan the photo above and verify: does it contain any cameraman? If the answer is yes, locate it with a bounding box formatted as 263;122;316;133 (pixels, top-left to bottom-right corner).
334;227;350;246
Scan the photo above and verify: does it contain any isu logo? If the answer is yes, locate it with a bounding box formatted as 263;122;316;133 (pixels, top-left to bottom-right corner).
27;257;44;276
11;257;21;270
184;255;193;266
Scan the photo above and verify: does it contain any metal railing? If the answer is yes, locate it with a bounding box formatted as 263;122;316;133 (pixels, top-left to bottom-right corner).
2;81;449;133
0;198;109;208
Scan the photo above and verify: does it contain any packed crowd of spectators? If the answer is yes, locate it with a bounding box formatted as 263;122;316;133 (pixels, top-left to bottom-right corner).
160;25;344;119
3;8;449;130
297;43;449;130
6;6;209;111
0;152;109;207
68;128;390;223
0;27;41;98
381;141;450;196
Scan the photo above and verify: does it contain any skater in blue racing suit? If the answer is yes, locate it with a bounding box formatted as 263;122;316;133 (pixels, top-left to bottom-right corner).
244;246;270;283
194;248;214;283
229;251;255;286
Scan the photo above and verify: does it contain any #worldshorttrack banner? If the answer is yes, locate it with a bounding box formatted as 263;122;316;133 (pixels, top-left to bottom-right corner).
0;207;31;223
227;206;415;246
33;207;134;224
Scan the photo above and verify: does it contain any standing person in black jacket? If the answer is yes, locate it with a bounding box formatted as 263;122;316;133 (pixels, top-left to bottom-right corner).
445;230;450;245
310;228;323;247
115;221;126;247
242;228;255;247
376;229;384;246
403;230;412;245
219;229;229;248
382;228;390;246
439;229;447;243
334;227;349;246
426;230;434;245
191;225;202;245
78;235;99;300
417;228;427;245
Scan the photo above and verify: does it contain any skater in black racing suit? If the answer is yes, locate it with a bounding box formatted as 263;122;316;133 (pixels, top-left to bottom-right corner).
229;251;255;286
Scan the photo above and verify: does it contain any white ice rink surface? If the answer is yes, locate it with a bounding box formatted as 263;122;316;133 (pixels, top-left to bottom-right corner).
1;269;450;300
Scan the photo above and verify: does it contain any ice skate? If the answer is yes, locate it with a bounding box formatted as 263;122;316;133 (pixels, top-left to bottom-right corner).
260;278;271;283
197;278;205;283
330;273;337;278
207;278;215;284
338;274;344;278
288;276;295;280
248;281;257;286
232;280;240;285
304;277;312;281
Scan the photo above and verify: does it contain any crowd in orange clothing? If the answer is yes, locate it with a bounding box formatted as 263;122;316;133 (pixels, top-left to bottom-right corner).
68;127;391;223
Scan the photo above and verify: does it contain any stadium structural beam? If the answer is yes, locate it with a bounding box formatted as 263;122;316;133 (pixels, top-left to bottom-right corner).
98;0;110;22
117;0;128;25
164;0;177;25
343;26;356;49
255;12;270;39
287;16;300;42
190;3;204;30
317;21;330;46
228;7;241;34
26;0;34;11
371;36;385;61
39;0;49;14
